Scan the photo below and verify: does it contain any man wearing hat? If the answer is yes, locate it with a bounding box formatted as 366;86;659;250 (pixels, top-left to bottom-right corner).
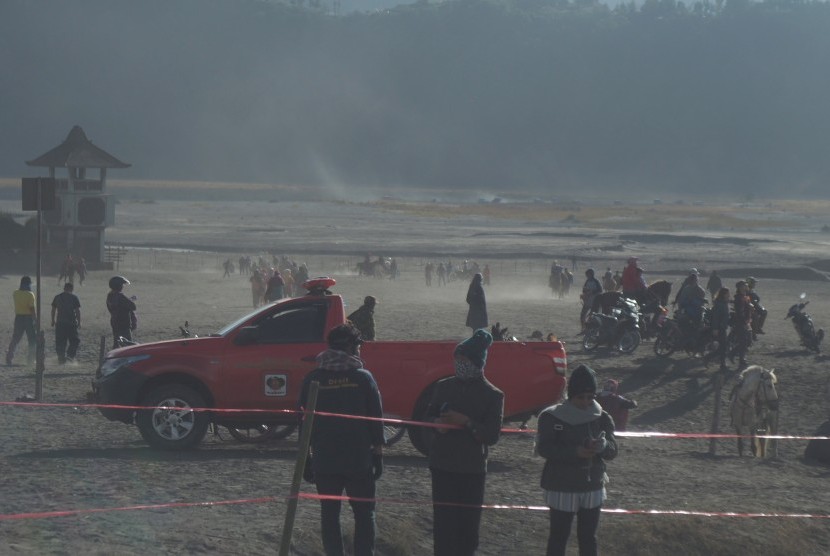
426;329;504;556
621;257;645;298
596;379;638;432
6;276;37;366
298;323;385;556
347;295;377;341
536;364;618;556
746;277;767;337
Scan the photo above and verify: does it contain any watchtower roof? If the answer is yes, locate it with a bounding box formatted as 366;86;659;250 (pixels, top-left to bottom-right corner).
26;126;131;169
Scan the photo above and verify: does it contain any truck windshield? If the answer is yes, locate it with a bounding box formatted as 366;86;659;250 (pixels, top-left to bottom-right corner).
216;304;276;336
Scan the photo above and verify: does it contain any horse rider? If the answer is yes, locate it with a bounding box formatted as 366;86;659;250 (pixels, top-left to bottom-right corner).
746;276;767;338
677;271;707;324
621;258;643;296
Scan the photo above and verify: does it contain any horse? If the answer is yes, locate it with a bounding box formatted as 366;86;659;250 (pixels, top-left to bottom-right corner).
729;365;779;457
647;280;672;307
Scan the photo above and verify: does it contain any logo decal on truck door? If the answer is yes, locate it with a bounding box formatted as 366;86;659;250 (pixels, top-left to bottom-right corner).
265;374;287;396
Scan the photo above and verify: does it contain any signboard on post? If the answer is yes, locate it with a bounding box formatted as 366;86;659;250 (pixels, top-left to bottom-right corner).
22;177;57;211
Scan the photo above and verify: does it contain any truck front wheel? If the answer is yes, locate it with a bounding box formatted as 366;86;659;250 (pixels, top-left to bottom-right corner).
136;384;210;450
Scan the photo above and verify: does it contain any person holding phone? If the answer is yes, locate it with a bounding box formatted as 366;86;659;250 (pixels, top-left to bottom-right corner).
535;364;618;556
425;329;504;556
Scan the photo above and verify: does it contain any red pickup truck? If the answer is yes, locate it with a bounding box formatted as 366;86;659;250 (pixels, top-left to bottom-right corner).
93;278;568;453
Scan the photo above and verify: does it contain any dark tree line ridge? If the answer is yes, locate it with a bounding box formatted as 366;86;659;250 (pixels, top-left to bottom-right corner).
2;0;829;197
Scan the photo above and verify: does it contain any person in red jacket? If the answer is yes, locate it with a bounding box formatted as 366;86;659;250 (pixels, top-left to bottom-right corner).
596;379;638;431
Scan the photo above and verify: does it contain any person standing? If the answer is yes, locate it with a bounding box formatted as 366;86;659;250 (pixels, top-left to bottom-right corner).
482;264;491;286
348;296;378;341
298;323;384;556
580;269;603;333
732;281;753;368
77;257;87;286
426;329;504;556
709;287;731;371
437;262;446;286
596;379;637;431
106;276;136;348
536;364;618;556
706;270;722;300
51;282;81;364
425;262;434;287
249;269;265;308
264;270;285;302
283;268;295;297
5;276;37;366
465;273;488;331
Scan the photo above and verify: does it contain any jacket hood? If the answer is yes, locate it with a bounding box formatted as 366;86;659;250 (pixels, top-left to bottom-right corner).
540;400;602;426
315;348;364;372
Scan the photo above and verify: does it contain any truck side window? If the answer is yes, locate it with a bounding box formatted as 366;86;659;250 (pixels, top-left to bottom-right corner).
255;304;327;344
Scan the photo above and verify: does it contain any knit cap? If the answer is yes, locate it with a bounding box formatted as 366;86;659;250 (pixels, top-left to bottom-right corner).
568;364;598;398
454;329;493;369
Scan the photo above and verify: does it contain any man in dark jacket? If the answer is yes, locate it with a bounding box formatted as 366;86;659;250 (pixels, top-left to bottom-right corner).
106;276;136;348
51;281;81;364
347;296;377;341
298;323;385;556
426;329;504;556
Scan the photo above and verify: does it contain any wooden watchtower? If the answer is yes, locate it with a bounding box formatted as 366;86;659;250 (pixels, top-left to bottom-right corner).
26;126;130;264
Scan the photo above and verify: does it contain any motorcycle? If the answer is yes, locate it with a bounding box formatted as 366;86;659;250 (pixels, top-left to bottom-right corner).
786;294;824;353
583;297;641;354
653;305;719;359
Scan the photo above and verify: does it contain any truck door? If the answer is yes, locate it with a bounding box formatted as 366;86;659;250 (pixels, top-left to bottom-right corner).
219;300;328;415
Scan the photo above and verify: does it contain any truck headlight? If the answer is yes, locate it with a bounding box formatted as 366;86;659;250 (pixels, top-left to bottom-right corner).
99;354;151;377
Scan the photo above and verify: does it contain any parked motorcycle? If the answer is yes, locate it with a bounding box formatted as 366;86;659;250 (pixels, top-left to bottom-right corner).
583;297;641;353
653;305;719;359
786;294;824;353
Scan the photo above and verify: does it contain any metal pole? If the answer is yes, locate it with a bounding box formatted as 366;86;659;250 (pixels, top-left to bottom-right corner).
708;373;724;455
35;178;44;400
279;381;319;556
99;335;108;365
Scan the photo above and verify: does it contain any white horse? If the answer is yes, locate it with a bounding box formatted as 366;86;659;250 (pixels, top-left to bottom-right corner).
729;366;779;457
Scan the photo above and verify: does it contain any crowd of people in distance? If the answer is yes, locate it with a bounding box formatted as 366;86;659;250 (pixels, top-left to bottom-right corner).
423;259;490;287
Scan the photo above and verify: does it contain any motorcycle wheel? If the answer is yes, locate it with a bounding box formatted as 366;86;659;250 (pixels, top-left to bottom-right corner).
654;326;678;358
583;328;602;352
618;330;641;354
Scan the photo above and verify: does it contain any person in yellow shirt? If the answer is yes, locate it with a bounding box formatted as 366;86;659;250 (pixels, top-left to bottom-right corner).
6;276;37;366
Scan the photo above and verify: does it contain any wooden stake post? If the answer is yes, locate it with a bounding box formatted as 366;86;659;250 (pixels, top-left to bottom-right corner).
279;381;319;556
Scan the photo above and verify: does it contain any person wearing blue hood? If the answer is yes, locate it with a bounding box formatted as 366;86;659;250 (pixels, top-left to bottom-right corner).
425;329;504;556
536;364;618;556
298;323;384;556
6;276;37;366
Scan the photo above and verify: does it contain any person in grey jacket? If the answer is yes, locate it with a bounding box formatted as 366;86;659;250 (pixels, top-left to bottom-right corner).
536;364;617;556
425;329;504;556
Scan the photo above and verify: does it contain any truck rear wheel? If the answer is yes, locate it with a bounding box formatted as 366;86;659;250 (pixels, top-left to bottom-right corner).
136;384;210;450
407;386;436;456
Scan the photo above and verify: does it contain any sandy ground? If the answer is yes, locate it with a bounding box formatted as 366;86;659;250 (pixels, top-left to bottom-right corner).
2;197;830;555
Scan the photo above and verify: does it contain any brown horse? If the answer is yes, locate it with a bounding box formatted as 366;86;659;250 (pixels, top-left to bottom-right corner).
647;280;673;307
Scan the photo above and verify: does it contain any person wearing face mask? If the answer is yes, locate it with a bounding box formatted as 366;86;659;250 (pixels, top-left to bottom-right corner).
425;329;504;556
298;323;385;556
536;364;618;556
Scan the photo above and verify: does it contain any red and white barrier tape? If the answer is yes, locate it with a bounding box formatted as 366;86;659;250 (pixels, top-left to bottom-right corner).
2;492;828;522
0;400;828;440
